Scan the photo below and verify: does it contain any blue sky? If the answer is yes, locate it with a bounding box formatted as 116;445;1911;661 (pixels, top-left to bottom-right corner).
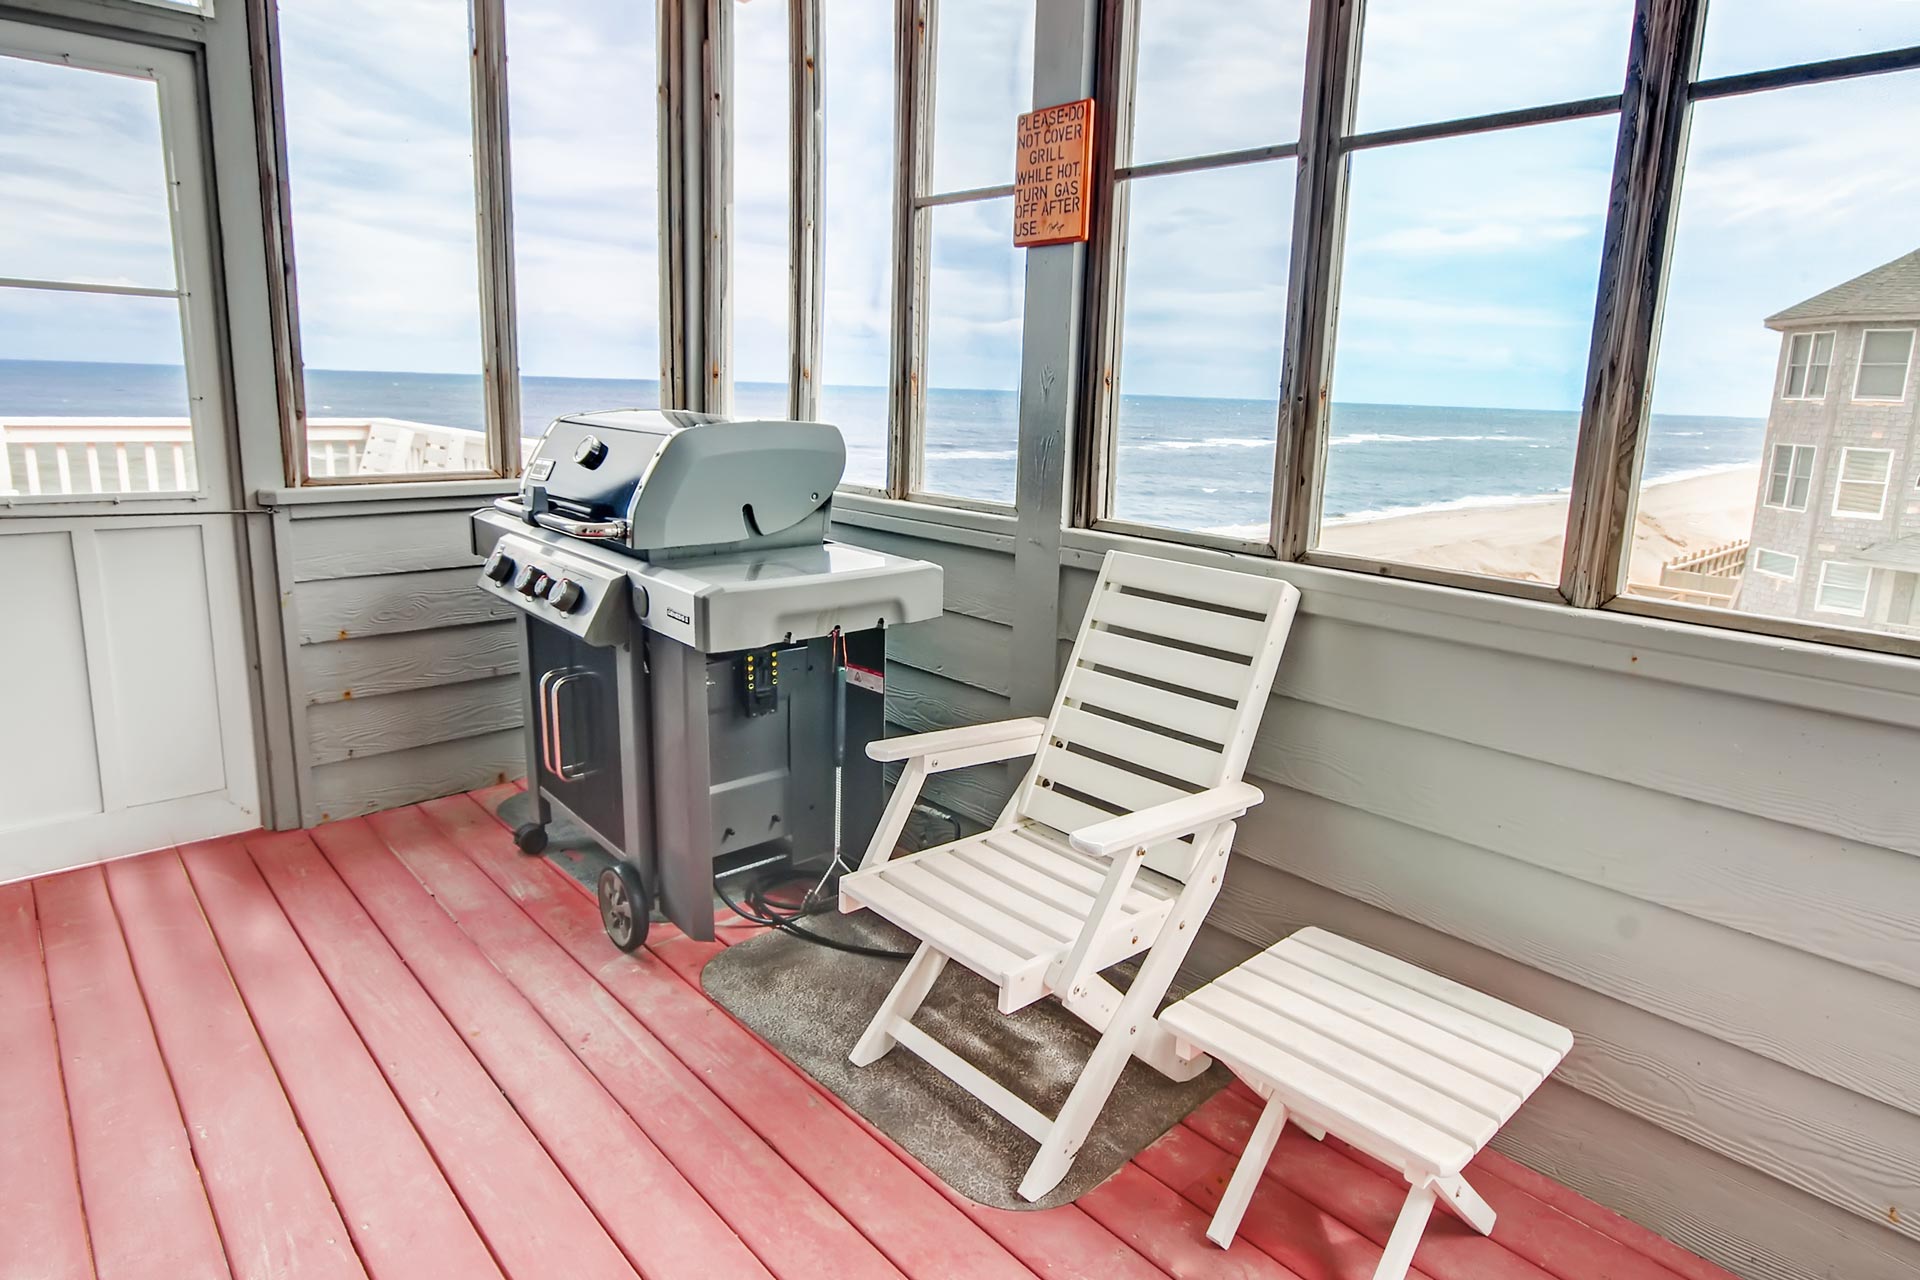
1;0;1916;424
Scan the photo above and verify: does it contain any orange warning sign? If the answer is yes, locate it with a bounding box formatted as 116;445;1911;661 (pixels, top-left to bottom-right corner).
1014;98;1094;248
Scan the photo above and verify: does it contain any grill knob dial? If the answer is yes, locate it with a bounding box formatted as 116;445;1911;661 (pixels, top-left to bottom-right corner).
548;578;584;613
483;549;515;583
573;435;608;469
514;564;543;596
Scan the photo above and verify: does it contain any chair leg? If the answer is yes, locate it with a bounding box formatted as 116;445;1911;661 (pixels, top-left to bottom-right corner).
1372;1182;1436;1280
1430;1173;1496;1236
850;943;946;1067
1205;1097;1287;1248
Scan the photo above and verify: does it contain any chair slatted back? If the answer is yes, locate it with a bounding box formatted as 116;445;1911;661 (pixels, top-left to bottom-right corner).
1015;552;1301;879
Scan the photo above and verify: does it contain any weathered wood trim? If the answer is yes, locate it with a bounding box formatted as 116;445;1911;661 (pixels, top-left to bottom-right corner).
294;567;515;644
701;0;732;414
302;621;520;705
1561;0;1705;607
470;0;522;476
242;0;307;488
829;499;1017;554
1300;546;1568;605
287;509;484;581
268;505;314;827
790;0;823;421
887;0;934;498
307;675;522;766
658;0;696;407
1273;0;1362;560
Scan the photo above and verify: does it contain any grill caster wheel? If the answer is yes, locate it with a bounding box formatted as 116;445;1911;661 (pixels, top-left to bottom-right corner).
598;862;650;953
513;822;548;856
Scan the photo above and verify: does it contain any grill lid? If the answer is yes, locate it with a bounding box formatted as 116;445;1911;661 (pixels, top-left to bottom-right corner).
518;410;846;554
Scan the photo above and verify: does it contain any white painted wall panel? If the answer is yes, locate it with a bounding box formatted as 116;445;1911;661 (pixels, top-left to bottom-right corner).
0;529;101;831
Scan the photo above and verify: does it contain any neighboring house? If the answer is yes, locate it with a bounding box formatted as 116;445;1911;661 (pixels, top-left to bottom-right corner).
1737;248;1920;632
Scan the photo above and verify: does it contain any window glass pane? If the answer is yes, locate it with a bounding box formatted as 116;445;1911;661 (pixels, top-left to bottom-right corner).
1699;0;1920;81
928;0;1032;194
1753;548;1797;578
1315;116;1617;582
731;0;792;420
1626;70;1919;636
1816;562;1872;614
1109;163;1293;539
506;0;662;450
819;0;894;488
1856;329;1914;399
921;197;1022;504
279;0;487;476
1352;0;1635;135
1129;0;1310;165
0;54;175;289
0;289;195;495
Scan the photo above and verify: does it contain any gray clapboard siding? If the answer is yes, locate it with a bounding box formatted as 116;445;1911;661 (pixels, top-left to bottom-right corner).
1205;857;1920;1253
295;566;515;644
303;621;520;705
290;508;485;581
828;523;1016;626
308;728;523;824
1272;614;1920;859
882;664;1019;827
887;611;1011;697
1235;784;1920;1123
1252;697;1920;988
306;676;522;766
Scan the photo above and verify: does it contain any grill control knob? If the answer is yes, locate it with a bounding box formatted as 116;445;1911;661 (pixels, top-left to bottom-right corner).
531;573;552;598
514;564;543;596
483;549;515;583
573;435;608;469
548;578;584;613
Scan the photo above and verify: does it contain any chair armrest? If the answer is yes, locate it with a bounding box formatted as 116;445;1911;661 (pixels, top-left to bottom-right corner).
1069;782;1264;858
867;717;1047;767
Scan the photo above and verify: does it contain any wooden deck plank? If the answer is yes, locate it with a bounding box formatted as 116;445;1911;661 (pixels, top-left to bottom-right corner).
179;838;506;1280
1076;1162;1304;1280
104;851;366;1280
243;830;638;1280
316;813;775;1280
0;882;95;1280
33;867;231;1280
378;801;918;1280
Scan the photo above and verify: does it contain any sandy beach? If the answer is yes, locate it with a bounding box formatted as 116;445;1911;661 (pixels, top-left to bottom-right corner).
1316;464;1760;585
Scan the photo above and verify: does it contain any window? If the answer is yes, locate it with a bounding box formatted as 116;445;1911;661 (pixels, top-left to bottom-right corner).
1781;331;1832;399
506;0;662;441
1752;548;1798;579
1765;443;1815;510
1312;0;1632;584
1855;328;1914;401
903;0;1033;506
1089;0;1311;543
1832;446;1893;518
1816;561;1873;616
274;0;497;481
818;0;896;489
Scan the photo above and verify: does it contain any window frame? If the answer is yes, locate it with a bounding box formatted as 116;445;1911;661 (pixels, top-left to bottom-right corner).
1781;330;1834;400
1752;547;1798;580
1831;445;1894;520
1764;442;1815;511
1815;560;1872;617
1853;327;1915;403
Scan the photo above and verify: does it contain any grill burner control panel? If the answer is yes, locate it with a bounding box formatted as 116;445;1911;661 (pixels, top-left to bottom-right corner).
479;532;632;646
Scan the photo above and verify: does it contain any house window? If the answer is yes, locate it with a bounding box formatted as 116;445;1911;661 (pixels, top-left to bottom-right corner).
1781;331;1833;399
1309;0;1635;585
1752;548;1798;579
1816;561;1872;616
1855;328;1914;401
1086;0;1312;544
1765;443;1816;510
1832;447;1894;518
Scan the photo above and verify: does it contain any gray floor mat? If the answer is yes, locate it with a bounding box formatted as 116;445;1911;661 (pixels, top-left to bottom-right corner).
700;908;1227;1210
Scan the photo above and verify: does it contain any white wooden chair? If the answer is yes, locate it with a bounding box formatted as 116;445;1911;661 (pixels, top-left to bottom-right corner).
838;549;1302;1201
1160;928;1573;1280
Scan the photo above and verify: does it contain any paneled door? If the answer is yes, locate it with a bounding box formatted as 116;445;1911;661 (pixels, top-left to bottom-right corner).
0;20;260;880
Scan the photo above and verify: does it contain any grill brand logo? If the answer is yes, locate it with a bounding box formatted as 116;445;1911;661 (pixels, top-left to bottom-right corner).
665;606;692;625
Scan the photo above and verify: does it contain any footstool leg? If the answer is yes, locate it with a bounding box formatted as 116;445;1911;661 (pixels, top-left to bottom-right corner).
1205;1096;1287;1248
1373;1182;1436;1280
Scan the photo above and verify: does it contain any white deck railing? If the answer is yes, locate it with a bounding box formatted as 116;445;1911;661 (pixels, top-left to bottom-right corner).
0;417;531;497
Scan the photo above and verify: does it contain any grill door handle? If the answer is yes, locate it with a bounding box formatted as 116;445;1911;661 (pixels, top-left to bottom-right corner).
493;496;629;542
546;670;599;781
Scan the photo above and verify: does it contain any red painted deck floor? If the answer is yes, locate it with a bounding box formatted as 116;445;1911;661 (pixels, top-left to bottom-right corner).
0;784;1739;1280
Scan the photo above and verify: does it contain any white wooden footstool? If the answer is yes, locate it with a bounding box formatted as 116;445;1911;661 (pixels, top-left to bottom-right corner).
1160;928;1573;1280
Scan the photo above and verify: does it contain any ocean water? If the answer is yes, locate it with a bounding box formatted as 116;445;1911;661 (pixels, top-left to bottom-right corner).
0;360;1764;530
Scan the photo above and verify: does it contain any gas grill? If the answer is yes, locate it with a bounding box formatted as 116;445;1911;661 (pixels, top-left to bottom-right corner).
471;409;942;950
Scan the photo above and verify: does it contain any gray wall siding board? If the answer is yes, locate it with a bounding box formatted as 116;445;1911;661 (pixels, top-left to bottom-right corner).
289;509;486;581
887;612;1012;697
308;729;523;823
295;567;516;644
827;525;1018;625
303;622;521;704
306;676;522;766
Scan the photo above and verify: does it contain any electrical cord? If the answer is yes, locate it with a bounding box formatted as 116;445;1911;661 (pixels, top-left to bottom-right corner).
714;870;915;961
